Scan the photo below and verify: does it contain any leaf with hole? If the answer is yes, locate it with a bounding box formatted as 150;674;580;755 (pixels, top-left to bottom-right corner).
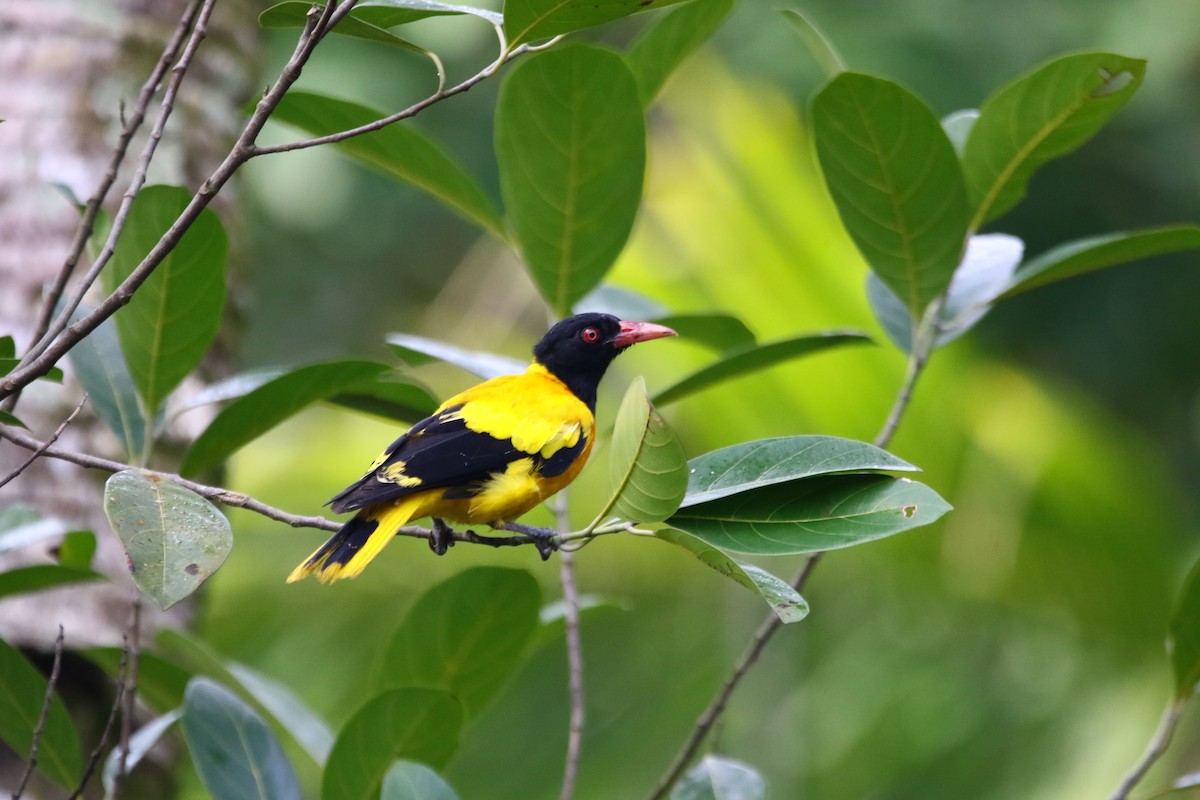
602;378;688;523
812;72;970;315
669;474;951;555
1000;225;1200;299
103;470;232;609
962;52;1145;227
271;92;504;237
322;688;462;800
656;529;809;623
496;44;645;315
652;331;871;406
182;678;301;800
376;567;540;719
103;185;227;419
0;637;83;789
683;435;919;506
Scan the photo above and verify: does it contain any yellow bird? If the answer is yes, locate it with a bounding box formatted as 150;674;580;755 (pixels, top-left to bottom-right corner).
288;313;676;583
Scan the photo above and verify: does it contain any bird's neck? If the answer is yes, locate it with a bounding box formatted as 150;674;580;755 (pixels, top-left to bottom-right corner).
527;360;601;411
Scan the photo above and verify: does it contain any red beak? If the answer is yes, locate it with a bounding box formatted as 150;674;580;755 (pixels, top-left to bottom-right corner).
613;320;677;348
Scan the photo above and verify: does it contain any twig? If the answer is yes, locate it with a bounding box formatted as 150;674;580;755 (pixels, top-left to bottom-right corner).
1107;695;1190;800
108;601;142;799
68;638;131;800
22;0;218;370
12;626;65;800
0;394;88;490
646;320;937;799
555;496;585;800
0;423;551;551
20;0;204;371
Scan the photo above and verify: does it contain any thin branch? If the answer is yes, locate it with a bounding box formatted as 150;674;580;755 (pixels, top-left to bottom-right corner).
68;639;131;800
21;0;204;366
647;317;937;799
0;394;87;490
12;626;65;800
0;423;550;551
555;495;586;800
22;0;218;370
108;601;142;800
1108;695;1190;800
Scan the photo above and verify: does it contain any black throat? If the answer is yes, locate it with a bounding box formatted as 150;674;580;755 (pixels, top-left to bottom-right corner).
535;358;612;411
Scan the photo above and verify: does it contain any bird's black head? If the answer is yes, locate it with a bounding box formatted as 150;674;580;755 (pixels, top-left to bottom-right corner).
532;313;676;409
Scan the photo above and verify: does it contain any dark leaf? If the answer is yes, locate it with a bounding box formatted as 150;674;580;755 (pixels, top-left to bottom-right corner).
0;637;83;789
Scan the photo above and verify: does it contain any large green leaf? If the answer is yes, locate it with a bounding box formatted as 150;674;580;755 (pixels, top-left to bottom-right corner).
67;312;145;459
684;435;919;506
322;688;462;800
0;637;83;789
329;376;439;424
271;92;504;238
625;0;733;105
495;44;645;315
504;0;692;47
0;565;101;601
671;755;767;800
602;377;688;523
382;761;459;800
962;52;1145;228
103;470;232;610
652;331;872;407
655;529;808;623
181;678;301;800
377;567;540;718
812;73;970;315
104;184;227;418
81;647;192;713
669;474;951;555
181;360;393;476
387;333;525;380
1000;225;1200;299
1169;557;1200;698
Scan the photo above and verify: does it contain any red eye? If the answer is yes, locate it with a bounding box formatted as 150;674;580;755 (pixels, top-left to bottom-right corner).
580;327;600;343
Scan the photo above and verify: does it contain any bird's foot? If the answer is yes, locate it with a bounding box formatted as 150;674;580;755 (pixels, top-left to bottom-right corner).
429;518;456;556
494;521;558;561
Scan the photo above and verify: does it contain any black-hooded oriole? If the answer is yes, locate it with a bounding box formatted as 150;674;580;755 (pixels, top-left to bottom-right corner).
288;313;676;583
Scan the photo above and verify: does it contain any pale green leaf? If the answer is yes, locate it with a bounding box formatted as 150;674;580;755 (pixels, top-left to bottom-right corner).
382;760;459;800
604;377;688;523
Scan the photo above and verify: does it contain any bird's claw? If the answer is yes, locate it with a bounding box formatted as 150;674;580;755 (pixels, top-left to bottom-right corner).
494;521;558;560
429;518;456;556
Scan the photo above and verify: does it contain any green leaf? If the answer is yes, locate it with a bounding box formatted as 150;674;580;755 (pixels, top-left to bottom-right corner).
387;333;525;381
182;678;301;800
652;313;756;352
652;331;872;407
669;474;951;555
504;0;692;47
81;647;192;713
57;530;97;570
962;52;1146;228
780;9;846;79
0;335;13;359
683;435;919;506
377;567;540;719
812;72;970;315
1169;557;1200;698
625;0;733;105
941;109;979;155
382;760;459;800
271;92;504;238
102;710;182;795
229;663;334;765
999;225;1200;299
104;184;227;419
0;637;83;789
0;507;66;552
67;312;146;459
0;565;101;601
261;0;501;32
495;44;645;315
172;367;285;417
322;688;462;800
0;360;63;384
328;376;439;425
603;377;688;523
671;754;767;800
0;409;26;429
655;529;809;623
868;233;1024;352
181;360;392;476
103;470;232;610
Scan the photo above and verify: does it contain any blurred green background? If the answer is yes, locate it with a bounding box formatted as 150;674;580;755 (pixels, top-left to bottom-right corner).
196;1;1200;797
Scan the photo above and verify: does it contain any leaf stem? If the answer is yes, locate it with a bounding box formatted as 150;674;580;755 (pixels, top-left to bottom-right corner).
1108;695;1191;800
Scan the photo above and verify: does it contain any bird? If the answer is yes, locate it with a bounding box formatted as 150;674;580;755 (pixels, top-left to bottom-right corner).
287;313;677;583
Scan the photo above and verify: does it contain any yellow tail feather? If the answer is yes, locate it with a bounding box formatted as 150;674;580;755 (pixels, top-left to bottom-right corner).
287;496;425;583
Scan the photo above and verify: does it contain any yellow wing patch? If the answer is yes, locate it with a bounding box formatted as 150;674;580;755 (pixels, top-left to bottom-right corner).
379;461;422;487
